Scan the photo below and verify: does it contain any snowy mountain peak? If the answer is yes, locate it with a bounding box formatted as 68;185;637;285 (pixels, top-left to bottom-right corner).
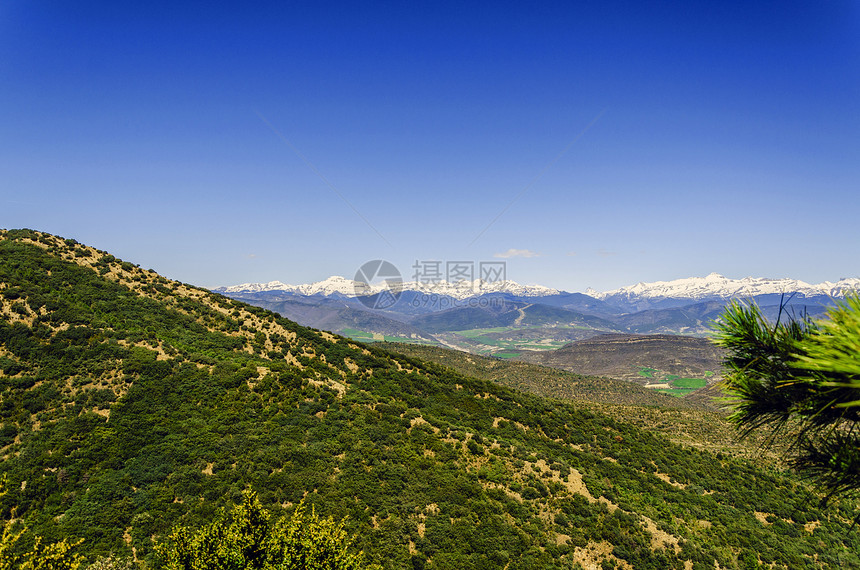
216;280;293;293
592;274;860;302
215;274;859;305
215;277;559;300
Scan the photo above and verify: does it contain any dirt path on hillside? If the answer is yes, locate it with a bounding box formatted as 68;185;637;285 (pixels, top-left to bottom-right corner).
514;304;532;326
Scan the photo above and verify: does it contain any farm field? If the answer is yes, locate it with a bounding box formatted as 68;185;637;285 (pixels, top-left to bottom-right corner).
341;327;437;345
646;373;711;398
443;325;594;356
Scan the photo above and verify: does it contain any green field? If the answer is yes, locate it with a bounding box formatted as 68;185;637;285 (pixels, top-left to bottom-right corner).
454;327;511;337
493;351;521;359
450;327;570;355
470;338;567;355
641;371;709;397
342;328;437;345
672;377;708;389
342;327;374;339
383;335;436;344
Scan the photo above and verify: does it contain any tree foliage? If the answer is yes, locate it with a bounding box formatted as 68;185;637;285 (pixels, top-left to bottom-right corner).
715;294;860;501
0;475;84;570
155;490;367;570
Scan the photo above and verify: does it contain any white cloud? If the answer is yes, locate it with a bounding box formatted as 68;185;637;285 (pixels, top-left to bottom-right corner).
596;248;617;257
494;248;541;259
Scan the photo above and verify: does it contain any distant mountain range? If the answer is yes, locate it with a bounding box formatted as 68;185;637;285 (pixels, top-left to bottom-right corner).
217;273;860;306
213;273;860;349
217;276;559;300
588;273;860;312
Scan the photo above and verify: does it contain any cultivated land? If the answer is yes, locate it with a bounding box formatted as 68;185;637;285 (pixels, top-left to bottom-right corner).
515;333;725;399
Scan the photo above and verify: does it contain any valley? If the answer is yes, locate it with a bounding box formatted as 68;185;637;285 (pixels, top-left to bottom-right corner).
220;274;850;358
220;273;852;405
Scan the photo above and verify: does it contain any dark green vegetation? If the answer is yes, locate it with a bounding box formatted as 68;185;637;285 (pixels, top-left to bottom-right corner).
716;298;860;502
157;490;366;570
0;473;86;569
1;230;859;569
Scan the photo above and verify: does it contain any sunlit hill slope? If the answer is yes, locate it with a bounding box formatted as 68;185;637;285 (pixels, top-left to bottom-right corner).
0;229;857;569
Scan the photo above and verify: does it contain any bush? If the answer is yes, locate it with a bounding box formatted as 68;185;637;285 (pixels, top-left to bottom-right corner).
0;475;85;570
155;490;370;570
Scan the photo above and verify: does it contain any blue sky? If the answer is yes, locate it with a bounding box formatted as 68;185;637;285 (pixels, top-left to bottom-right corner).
2;1;858;291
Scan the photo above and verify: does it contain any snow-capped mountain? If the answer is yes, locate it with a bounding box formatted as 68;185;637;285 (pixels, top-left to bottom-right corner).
214;273;859;336
216;276;366;297
429;279;559;299
216;273;860;304
589;273;860;302
219;273;860;304
214;277;559;300
216;280;294;294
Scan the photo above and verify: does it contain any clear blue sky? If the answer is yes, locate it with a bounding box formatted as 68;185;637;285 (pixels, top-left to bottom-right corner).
2;1;858;291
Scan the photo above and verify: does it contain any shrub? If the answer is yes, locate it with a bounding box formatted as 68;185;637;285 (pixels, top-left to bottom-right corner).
155;490;369;570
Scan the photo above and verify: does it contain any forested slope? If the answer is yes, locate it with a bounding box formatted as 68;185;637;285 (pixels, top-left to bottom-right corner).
0;229;857;569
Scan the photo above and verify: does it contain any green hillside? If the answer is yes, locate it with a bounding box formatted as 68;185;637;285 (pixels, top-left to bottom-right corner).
374;343;788;463
0;229;858;569
374;343;706;410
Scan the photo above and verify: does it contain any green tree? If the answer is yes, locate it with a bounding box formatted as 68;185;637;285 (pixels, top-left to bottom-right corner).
0;475;84;570
155;490;368;570
715;294;860;501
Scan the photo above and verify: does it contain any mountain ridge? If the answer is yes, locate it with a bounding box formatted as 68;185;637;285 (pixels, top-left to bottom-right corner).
215;277;560;300
591;272;860;304
216;274;859;343
218;272;860;305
